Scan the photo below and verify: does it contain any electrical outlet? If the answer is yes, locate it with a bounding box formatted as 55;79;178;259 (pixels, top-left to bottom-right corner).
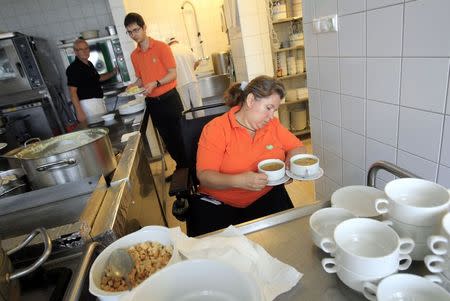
312;15;338;33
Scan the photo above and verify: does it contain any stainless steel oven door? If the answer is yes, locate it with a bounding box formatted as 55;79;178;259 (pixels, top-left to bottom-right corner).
0;39;31;95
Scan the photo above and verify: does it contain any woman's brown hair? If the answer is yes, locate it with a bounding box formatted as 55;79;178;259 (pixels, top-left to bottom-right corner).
224;75;286;107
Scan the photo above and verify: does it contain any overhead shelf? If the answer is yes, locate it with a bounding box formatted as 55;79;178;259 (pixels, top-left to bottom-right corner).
276;72;307;80
274;45;304;53
272;16;303;24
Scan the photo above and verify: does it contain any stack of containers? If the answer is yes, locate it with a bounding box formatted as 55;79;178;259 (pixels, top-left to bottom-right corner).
276;52;287;77
289;32;304;47
272;1;287;20
292;0;302;17
296;49;304;73
290;102;307;130
287;56;297;75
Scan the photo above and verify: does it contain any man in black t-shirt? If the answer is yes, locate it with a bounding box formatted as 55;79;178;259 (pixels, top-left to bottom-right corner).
66;39;117;123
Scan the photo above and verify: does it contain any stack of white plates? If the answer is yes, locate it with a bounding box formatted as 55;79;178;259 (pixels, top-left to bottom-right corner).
118;99;145;115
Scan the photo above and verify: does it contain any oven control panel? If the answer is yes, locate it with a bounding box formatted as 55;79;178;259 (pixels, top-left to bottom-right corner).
13;35;45;89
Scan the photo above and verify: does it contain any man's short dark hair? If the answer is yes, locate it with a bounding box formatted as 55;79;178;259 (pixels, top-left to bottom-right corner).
124;13;145;27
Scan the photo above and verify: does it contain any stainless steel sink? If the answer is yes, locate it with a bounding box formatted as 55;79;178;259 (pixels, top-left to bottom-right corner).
198;74;230;99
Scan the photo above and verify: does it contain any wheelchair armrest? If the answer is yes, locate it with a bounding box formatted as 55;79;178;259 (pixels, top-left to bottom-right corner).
168;167;190;197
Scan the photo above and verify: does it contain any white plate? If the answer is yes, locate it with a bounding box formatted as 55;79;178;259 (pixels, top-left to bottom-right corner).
0;143;7;150
118;101;146;115
118;88;146;97
286;168;324;181
267;174;290;186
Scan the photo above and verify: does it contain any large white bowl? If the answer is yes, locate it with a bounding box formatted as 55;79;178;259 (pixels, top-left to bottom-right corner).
331;185;386;218
89;226;180;301
121;259;262;301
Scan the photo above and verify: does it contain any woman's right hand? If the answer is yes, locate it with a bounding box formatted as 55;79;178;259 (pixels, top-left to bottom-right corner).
237;171;268;191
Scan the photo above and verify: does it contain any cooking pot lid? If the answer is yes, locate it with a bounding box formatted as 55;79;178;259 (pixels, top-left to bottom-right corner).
11;128;109;160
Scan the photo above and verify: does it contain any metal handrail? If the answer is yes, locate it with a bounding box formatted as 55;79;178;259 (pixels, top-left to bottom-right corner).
367;160;420;187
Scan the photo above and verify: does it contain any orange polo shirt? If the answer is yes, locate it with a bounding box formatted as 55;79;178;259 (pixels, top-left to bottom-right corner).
197;106;303;208
130;38;177;97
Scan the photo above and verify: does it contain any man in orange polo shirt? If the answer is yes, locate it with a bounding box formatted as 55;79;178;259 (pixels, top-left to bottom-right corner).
124;13;186;176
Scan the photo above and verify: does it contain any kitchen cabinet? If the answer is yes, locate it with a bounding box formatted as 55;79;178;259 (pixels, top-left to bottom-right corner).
268;1;310;138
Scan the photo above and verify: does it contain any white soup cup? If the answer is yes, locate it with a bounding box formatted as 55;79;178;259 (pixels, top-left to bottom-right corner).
363;273;450;301
289;154;319;177
374;178;450;226
257;159;285;182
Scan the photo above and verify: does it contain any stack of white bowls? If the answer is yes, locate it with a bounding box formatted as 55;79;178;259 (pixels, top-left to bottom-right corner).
276;52;287;77
296;87;308;99
374;178;450;260
292;0;302;17
424;212;450;292
287;56;297;75
320;218;414;293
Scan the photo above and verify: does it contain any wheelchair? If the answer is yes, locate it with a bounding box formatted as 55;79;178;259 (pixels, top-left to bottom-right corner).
168;103;229;236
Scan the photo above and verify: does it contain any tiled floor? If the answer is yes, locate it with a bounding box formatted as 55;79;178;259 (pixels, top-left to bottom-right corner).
150;138;317;230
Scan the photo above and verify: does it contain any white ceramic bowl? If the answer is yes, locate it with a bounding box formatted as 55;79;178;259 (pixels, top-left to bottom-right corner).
363;274;450;301
384;215;437;245
321;259;388;293
427;212;450;256
320;218;414;278
89;226;180;301
375;178;450;226
289;154;319;177
121;259;262;301
309;207;355;248
331;185;386;218
257;158;285;182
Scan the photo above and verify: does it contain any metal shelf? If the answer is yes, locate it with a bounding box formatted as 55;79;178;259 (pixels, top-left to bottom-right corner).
274;45;304;53
276;72;306;80
272;16;302;24
280;97;308;106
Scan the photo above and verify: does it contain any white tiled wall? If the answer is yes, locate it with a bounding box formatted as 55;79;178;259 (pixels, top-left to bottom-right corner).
303;0;450;200
0;0;114;88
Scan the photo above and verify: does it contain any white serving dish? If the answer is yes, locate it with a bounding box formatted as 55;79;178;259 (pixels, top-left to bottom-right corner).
121;259;262;301
89;226;180;301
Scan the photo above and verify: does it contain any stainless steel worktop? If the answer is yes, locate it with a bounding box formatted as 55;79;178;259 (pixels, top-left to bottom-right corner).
223;202;429;301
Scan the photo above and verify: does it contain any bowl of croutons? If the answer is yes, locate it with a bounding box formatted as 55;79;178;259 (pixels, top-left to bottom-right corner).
89;226;180;301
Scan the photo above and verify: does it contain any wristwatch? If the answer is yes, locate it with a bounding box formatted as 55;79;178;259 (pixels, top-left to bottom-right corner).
156;80;161;87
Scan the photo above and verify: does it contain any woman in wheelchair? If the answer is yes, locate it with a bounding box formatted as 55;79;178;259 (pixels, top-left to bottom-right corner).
189;75;306;236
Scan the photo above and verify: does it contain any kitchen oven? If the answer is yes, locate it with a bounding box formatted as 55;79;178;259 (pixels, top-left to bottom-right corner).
0;32;68;150
58;35;130;91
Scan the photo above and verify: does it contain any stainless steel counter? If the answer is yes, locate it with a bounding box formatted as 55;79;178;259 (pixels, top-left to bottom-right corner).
223;202;429;301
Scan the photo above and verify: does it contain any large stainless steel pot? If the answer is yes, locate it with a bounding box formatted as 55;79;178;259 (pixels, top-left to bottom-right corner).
2;128;116;189
0;228;52;301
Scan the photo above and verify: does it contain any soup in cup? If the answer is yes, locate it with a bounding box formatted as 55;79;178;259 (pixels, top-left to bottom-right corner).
258;159;285;182
290;154;319;177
